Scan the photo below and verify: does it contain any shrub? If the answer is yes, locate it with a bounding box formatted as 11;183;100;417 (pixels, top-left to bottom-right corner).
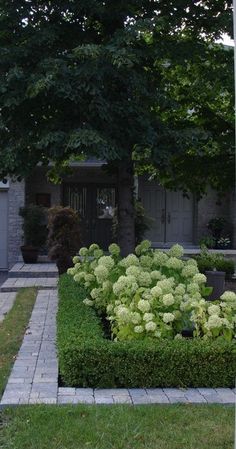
57;275;236;388
195;248;235;280
67;241;236;342
47;207;81;275
19;204;47;248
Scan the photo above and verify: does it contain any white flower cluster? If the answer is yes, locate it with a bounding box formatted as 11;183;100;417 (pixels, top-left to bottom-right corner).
67;241;236;342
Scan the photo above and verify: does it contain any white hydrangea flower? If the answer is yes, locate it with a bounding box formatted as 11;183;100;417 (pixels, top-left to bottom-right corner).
108;243;120;256
83;298;94;306
90;288;100;299
163;312;175;323
120;254;139;268
137;299;151;313
85;274;95;282
187;283;200;294
143;312;155;322
89;243;99;252
156;279;174;294
153;251;169;266
181;265;199;278
67;267;76;276
151;286;162;298
131;312;142;324
174;284;186;295
150;270;162;281
126;266;140;277
221;318;233;329
102;281;112;292
186;259;198;267
208;304;221;316
162;293;175;306
168;244;184;258
193;273;207;284
116;306;130;323
165;257;184;270
72;256;80;264
145;321;157;332
79;247;88;257
94;265;109;283
74;272;85;283
134;325;144;333
94;249;104;259
107;304;114;313
206;314;222;329
140;255;153;268
175;334;183;340
137;271;152;287
220;291;236;302
98;256;115;270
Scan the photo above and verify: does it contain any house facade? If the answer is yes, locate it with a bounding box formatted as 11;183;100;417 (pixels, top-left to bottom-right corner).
0;161;235;270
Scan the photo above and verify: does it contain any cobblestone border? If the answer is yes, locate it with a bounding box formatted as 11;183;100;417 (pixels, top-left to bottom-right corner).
1;289;235;406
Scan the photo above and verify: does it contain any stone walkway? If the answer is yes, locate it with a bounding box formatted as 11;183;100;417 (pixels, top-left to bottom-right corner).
1;288;235;406
0;292;16;322
0;278;58;292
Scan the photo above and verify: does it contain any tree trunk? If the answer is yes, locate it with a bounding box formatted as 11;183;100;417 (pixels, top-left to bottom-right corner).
117;159;135;256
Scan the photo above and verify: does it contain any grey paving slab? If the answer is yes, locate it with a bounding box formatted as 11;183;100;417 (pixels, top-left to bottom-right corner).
0;278;58;292
0;292;16;322
1;286;235;407
9;263;58;278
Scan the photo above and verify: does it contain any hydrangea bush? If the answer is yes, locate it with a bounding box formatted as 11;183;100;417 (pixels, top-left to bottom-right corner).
67;241;236;342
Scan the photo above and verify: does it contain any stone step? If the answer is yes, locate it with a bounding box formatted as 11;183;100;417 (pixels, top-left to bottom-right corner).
0;278;58;292
9;263;58;278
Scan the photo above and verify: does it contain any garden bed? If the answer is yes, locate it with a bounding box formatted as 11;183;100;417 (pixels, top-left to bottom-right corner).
57;275;236;388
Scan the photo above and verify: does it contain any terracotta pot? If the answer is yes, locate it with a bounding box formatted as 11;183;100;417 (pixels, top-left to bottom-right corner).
20;246;39;264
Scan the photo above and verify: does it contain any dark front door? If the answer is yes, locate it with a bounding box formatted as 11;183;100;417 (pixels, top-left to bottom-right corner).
63;184;116;250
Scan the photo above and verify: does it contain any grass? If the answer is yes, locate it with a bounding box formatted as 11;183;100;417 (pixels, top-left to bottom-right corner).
0;404;234;449
0;288;37;398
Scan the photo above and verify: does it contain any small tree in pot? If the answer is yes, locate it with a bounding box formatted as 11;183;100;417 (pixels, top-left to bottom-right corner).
47;207;81;275
19;204;47;263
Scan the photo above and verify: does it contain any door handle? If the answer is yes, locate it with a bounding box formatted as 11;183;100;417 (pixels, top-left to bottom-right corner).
167;213;171;224
161;209;165;223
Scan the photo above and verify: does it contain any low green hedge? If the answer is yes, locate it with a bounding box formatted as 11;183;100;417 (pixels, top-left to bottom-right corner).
57;275;236;388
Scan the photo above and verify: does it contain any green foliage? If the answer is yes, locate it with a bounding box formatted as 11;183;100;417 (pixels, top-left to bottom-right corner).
47;207;81;274
199;236;216;249
0;1;233;197
57;275;236;388
68;241;236;342
19;204;47;248
195;248;235;279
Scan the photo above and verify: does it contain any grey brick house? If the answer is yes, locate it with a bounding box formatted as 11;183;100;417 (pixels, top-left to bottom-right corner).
0;161;235;270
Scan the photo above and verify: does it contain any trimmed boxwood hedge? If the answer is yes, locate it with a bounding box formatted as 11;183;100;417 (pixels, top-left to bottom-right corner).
57;274;236;388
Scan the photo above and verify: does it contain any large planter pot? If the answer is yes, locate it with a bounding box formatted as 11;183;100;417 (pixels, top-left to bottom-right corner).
205;270;225;301
20;246;39;264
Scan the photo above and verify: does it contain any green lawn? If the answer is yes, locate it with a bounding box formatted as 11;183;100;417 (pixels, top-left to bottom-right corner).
0;288;37;398
0;404;234;449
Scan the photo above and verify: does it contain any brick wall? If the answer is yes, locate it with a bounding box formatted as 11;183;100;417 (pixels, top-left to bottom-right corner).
8;180;25;268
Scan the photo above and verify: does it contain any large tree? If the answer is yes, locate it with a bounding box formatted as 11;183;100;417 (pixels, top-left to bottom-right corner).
0;0;233;254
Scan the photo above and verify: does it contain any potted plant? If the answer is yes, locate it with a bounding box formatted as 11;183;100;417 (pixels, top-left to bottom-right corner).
194;247;235;300
19;204;47;263
47;206;82;275
216;236;231;250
